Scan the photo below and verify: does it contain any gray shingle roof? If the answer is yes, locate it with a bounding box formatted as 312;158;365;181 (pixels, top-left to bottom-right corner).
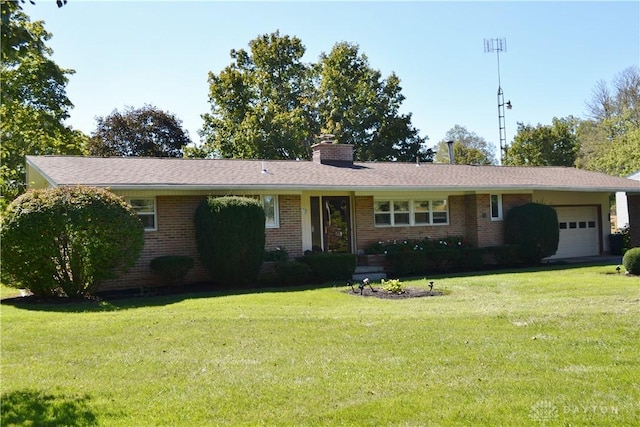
26;155;640;193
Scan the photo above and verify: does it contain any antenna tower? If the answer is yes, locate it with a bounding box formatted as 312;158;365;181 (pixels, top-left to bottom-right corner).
484;38;508;163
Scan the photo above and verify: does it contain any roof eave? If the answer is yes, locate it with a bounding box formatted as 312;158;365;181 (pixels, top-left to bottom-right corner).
51;183;640;193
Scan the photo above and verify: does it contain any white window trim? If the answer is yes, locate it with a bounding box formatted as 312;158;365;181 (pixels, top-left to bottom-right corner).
261;195;280;229
127;197;157;231
374;198;449;227
490;194;503;221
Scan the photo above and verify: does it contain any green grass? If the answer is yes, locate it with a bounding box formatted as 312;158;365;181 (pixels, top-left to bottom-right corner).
2;264;639;426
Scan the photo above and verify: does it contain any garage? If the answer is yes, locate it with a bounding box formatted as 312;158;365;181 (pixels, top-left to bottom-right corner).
550;206;600;259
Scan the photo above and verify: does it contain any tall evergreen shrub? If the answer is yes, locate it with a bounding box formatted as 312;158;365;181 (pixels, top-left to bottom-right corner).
194;196;265;285
504;203;559;264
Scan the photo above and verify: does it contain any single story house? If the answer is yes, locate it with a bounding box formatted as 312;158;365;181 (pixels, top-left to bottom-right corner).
615;170;640;229
26;143;640;291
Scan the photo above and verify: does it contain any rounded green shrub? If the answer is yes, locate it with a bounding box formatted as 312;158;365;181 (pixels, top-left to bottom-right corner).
298;253;356;282
194;196;265;285
150;255;195;286
622;247;640;275
1;186;144;297
505;203;559;264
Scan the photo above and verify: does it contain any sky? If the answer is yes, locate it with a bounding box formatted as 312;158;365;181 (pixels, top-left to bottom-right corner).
24;1;640;160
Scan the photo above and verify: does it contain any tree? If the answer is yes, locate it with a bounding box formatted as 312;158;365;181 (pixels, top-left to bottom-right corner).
194;196;266;285
317;42;431;162
503;117;579;166
1;186;144;297
199;31;317;160
198;32;431;162
88;105;191;157
576;66;640;176
505;203;559;264
1;2;86;209
434;125;496;164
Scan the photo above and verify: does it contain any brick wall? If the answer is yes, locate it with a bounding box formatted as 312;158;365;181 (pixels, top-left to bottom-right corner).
264;195;302;258
312;143;354;165
100;195;207;292
100;194;302;292
353;193;533;253
354;195;467;251
475;193;532;247
627;193;640;247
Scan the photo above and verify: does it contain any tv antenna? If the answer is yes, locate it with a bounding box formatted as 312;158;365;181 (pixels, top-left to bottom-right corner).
484;38;510;163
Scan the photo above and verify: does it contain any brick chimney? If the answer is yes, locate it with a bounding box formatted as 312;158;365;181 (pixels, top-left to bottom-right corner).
311;143;354;167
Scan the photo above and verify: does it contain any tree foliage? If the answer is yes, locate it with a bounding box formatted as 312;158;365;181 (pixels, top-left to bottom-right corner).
194;196;266;285
576;66;640;176
0;186;144;297
198;32;431;162
434;125;496;165
504;203;559;264
503;117;579;166
88;105;191;157
198;32;316;160
317;42;431;161
1;2;86;209
622;247;640;275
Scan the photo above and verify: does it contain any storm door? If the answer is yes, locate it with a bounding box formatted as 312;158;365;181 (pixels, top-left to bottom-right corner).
310;196;352;253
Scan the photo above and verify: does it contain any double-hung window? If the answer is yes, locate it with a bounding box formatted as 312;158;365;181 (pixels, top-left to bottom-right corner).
128;198;157;231
490;194;503;221
374;199;449;227
261;195;279;228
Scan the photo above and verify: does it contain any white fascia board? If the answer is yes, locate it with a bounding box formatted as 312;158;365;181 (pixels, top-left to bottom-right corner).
55;183;640;194
25;157;58;188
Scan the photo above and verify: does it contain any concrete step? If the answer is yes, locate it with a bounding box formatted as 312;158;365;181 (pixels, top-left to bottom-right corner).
354;265;385;274
352;272;387;282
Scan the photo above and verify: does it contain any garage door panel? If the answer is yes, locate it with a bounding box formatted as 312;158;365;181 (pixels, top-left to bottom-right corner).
550;207;599;259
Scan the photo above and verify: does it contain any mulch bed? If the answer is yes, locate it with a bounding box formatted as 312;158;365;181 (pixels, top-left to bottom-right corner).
344;287;444;299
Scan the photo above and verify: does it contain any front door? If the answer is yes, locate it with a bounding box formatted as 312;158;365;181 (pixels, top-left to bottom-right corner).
310;196;352;253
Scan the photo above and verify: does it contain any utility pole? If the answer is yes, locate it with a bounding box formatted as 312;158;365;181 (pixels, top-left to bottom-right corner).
484;38;510;163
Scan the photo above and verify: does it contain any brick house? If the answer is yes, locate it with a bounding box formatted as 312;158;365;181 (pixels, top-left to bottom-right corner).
26;143;640;291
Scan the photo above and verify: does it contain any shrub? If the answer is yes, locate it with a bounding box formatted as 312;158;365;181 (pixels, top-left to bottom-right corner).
505;203;559;264
456;247;486;271
486;245;521;267
386;252;427;276
298;253;356;282
275;261;311;285
381;278;404;294
264;248;289;262
0;186;144;297
622;247;640;275
150;255;195;286
194;196;265;285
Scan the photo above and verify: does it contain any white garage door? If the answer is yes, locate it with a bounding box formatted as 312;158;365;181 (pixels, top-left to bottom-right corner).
550;206;599;259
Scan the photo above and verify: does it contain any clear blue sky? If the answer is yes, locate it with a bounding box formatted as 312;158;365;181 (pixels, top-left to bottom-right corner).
26;1;639;160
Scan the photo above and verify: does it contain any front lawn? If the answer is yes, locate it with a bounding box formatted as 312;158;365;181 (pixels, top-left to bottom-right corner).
1;264;638;426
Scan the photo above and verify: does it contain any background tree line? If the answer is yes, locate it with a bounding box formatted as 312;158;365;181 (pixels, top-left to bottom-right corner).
2;3;639;210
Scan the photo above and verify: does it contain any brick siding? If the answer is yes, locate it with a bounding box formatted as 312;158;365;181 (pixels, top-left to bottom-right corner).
354;194;532;253
354;195;467;251
101;194;302;292
264;195;302;258
627;193;640;247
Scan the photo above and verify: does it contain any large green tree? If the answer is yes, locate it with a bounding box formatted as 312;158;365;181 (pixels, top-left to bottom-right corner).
576;66;640;176
88;105;192;157
317;42;430;161
503;117;580;166
434;125;496;164
1;1;86;208
198;31;317;160
198;32;430;162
